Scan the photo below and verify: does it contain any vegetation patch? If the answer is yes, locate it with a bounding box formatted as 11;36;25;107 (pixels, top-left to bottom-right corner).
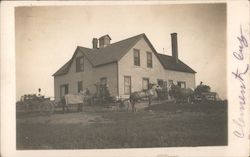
16;101;227;149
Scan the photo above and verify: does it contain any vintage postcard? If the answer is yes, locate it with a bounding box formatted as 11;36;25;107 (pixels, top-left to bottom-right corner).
1;1;249;157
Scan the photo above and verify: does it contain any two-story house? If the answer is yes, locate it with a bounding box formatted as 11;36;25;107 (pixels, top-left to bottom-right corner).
53;33;196;101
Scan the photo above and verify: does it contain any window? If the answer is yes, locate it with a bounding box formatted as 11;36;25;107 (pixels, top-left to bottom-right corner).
147;52;153;68
177;81;186;89
77;81;83;93
133;49;140;66
157;79;163;87
100;77;107;85
142;78;149;90
76;56;84;72
124;76;131;95
60;84;68;98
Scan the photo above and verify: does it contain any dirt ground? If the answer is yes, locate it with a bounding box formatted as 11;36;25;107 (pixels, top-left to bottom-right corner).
16;100;228;149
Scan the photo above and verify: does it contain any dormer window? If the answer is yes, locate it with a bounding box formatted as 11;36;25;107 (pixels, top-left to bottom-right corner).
133;49;140;66
76;56;84;72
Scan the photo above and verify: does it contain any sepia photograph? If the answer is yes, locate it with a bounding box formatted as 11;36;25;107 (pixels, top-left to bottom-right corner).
15;4;228;150
1;1;249;157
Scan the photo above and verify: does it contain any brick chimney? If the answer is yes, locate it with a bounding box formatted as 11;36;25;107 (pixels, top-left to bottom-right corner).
171;33;178;63
92;38;98;49
99;34;111;48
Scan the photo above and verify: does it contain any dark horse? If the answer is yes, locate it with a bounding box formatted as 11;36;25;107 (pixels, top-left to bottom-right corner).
169;84;194;103
129;84;160;112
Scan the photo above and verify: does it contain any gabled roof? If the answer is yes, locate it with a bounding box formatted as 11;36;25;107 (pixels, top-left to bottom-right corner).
53;34;143;76
79;34;143;67
53;33;196;76
53;48;79;76
53;60;71;76
156;53;196;73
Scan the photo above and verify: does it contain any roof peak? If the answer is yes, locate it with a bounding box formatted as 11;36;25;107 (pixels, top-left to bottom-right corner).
108;33;144;45
78;33;145;50
99;34;111;40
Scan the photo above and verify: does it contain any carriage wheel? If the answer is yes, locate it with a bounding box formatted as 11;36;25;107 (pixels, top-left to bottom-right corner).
39;102;54;116
47;102;55;115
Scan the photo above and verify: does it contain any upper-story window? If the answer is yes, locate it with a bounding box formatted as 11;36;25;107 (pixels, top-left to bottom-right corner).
76;56;84;72
133;49;140;66
147;52;153;68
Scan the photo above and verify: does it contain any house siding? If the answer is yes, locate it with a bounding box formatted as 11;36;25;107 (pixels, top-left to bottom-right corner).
54;36;195;101
118;38;195;98
54;51;118;101
93;62;118;98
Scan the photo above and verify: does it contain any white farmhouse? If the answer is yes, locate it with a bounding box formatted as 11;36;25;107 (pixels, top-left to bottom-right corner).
53;33;196;101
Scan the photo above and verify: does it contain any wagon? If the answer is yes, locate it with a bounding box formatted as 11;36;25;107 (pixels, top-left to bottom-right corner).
193;83;218;102
18;94;55;115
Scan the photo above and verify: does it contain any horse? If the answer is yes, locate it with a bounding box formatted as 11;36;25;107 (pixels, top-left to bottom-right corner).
61;89;89;113
168;84;194;104
129;84;160;112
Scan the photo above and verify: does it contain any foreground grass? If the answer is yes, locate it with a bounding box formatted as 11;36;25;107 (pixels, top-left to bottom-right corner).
16;101;227;149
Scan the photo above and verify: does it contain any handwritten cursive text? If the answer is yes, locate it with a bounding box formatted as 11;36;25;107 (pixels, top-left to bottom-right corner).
232;25;249;138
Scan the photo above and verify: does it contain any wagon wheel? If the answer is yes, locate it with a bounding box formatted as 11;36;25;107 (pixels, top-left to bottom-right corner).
39;101;55;115
47;101;55;114
39;102;45;114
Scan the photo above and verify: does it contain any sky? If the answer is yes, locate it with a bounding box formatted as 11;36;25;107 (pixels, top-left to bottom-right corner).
15;4;227;100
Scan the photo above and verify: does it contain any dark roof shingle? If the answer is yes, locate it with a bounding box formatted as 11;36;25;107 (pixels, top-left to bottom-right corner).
53;34;143;76
53;60;72;76
79;34;143;67
156;53;196;73
53;33;196;76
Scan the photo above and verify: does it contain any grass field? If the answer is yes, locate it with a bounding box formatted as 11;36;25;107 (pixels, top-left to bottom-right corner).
16;101;227;149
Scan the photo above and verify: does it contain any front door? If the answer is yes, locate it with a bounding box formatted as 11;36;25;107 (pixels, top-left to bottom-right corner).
60;84;68;98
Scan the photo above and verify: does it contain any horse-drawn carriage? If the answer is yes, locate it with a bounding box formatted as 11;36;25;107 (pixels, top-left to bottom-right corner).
18;94;55;114
61;93;86;113
193;82;217;101
168;81;218;103
60;82;117;113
